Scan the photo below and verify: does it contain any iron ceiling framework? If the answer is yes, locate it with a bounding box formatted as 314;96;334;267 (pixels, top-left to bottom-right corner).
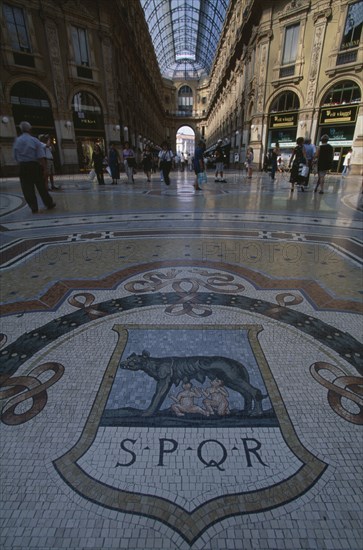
140;0;230;79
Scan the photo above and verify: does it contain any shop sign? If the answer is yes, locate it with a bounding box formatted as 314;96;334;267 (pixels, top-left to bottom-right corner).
72;111;104;130
12;105;54;127
269;112;298;128
320;106;358;125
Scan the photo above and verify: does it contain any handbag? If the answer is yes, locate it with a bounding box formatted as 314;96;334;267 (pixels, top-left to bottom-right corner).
197;171;207;185
127;157;136;168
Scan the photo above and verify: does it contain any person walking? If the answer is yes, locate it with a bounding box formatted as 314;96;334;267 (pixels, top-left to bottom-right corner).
288;137;307;192
108;143;120;185
158;141;173;186
270;142;280;181
142;145;153;182
92;144;105;185
39;134;58;190
193;139;206;191
215;140;226;182
245;147;254;178
342;148;353;177
13;121;56;214
303;138;316;188
122;141;136;184
314;135;334;194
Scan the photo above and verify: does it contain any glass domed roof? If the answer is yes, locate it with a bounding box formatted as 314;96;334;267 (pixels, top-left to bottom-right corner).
141;0;230;79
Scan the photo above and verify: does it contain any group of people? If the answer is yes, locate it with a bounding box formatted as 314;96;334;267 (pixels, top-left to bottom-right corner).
13;120;354;214
92;139;206;190
267;135;348;194
91;141;135;186
288;135;334;193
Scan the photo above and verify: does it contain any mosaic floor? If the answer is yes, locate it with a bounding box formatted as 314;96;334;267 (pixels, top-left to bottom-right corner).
0;168;362;550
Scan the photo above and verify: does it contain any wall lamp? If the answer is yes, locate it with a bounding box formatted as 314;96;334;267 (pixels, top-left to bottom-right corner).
114;124;120;131
65;120;72;128
2;116;9;124
123;126;128;131
299;121;306;128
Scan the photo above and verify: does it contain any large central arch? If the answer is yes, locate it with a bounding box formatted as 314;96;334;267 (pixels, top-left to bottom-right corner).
175;125;195;170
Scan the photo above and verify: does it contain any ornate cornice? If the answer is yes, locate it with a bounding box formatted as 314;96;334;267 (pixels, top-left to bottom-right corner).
313;8;332;24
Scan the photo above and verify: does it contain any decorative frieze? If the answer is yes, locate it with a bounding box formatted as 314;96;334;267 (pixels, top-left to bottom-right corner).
44;19;67;111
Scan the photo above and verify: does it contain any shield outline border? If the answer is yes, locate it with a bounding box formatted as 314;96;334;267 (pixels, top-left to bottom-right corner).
54;323;327;544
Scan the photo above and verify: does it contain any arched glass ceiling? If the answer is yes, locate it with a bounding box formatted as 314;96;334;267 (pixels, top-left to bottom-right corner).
141;0;230;79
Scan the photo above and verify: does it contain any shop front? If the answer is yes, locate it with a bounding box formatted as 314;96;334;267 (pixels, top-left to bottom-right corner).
267;92;300;167
317;80;361;172
317;104;358;172
72;92;106;171
267;111;299;166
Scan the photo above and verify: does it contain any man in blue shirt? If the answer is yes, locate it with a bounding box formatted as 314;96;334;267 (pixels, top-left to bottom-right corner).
13;121;56;213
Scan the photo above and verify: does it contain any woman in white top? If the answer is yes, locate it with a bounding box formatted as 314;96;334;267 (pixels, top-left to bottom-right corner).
342;148;352;177
122;142;136;183
158;141;174;186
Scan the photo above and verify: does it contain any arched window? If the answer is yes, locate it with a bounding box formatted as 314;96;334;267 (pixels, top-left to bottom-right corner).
321;81;361;106
270;91;299;112
178;86;193;114
72;91;101;114
11;81;50;108
11;82;54;134
71;91;104;130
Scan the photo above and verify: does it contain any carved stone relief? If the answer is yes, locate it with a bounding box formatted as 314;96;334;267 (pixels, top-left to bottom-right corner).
306;23;325;108
101;37;116;118
257;43;268;113
45;20;66;110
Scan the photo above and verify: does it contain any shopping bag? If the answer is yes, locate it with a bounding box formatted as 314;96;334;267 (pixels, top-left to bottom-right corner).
89;169;96;181
106;166;112;176
197;171;207;185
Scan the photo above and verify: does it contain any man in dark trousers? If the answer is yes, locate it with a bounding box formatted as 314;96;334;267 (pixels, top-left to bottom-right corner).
13;121;56;213
314;134;334;194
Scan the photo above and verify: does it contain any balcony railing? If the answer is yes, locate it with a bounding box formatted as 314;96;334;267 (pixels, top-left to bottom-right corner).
336;50;358;66
279;65;295;78
166;110;206;118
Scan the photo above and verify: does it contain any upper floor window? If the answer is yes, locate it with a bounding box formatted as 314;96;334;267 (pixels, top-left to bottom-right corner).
178;86;193;114
270;91;299;113
322;81;361;106
282;24;300;65
72;27;90;67
3;3;31;53
341;1;362;50
337;1;362;65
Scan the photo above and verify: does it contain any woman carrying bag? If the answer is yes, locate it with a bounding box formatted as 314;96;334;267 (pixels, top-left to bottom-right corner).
288;137;307;193
193;140;206;191
108;143;121;185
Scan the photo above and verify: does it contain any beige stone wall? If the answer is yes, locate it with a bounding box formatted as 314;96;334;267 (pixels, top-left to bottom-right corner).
201;0;362;172
0;0;166;175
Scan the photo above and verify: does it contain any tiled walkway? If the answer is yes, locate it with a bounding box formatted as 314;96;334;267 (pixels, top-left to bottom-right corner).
0;168;362;549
